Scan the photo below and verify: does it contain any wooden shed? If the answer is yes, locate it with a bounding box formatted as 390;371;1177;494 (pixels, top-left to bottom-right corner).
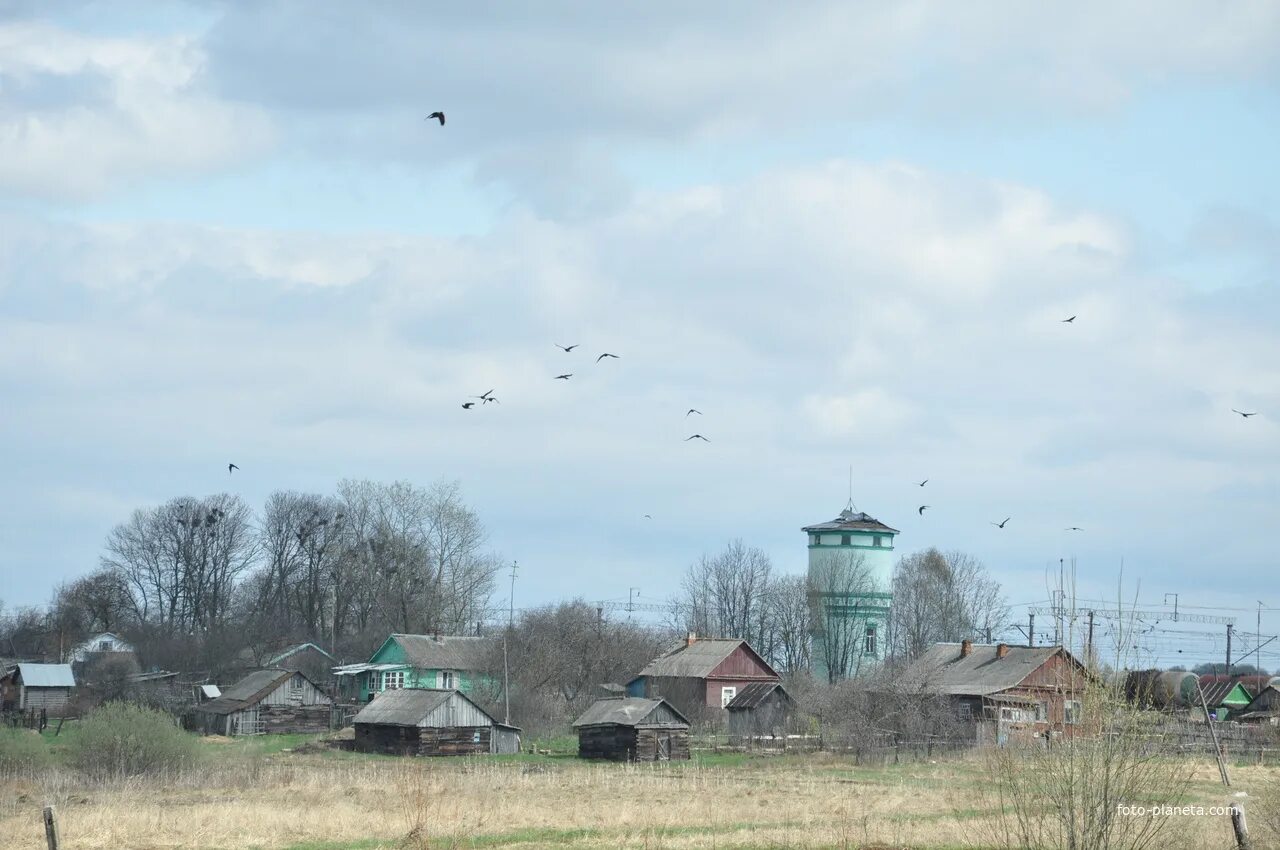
0;664;76;714
726;681;794;739
194;669;331;736
352;688;520;756
573;697;691;762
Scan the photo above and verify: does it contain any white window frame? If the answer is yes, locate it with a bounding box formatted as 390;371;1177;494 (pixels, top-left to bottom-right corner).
382;670;405;691
1064;699;1081;725
721;686;737;708
1034;701;1048;722
439;670;456;690
864;626;878;656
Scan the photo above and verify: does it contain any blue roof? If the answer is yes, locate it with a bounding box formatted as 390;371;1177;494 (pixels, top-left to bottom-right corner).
16;663;75;687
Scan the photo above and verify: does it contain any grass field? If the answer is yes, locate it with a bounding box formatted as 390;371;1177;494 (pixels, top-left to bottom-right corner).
1;730;1276;849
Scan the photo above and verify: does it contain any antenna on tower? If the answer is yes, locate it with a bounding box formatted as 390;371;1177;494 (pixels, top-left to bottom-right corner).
845;465;857;512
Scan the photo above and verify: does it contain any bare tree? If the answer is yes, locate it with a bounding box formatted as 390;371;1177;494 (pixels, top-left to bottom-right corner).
889;548;1008;661
767;575;812;674
809;549;879;683
675;540;773;646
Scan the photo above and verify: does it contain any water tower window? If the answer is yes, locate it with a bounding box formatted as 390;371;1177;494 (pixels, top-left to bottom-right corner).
809;534;819;545
873;535;883;547
864;626;878;656
840;534;851;545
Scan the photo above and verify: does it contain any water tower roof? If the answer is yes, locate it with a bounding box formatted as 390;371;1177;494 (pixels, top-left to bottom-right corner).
803;507;898;534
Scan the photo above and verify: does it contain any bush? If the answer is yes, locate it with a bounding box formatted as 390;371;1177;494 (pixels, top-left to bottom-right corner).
69;701;200;780
0;727;51;774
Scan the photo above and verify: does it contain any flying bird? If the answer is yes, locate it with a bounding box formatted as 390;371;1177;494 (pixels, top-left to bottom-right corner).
643;515;652;520
687;409;702;417
685;434;710;442
916;479;928;487
473;390;498;404
918;505;929;515
228;463;238;474
1232;409;1257;418
555;374;573;380
597;353;620;363
991;517;1010;529
1065;527;1084;531
1061;315;1076;323
426;111;445;126
462;402;475;410
556;344;578;352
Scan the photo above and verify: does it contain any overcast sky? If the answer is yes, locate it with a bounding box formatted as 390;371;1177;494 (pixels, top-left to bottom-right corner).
2;2;1279;666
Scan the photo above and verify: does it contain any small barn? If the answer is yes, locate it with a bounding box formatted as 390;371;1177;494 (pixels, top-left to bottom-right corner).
1237;685;1280;726
726;682;794;740
1198;676;1253;721
0;664;76;714
573;697;691;762
352;688;520;756
194;669;331;736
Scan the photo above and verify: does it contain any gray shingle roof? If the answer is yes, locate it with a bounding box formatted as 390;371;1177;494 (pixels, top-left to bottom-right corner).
637;638;750;679
198;669;303;715
390;634;495;670
352;688;455;726
803;507;899;534
725;681;791;711
572;697;689;728
900;643;1066;696
13;663;75;688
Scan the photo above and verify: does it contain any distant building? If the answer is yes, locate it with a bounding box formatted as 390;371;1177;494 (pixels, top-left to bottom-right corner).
725;682;795;741
333;634;495;703
1237;685;1280;726
1197;675;1254;721
0;663;76;714
352;688;520;756
626;634;780;721
803;505;899;680
68;632;136;664
194;669;332;736
573;697;690;762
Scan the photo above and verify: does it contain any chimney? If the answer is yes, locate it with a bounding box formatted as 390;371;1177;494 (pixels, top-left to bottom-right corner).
996;643;1010;659
686;632;698;647
960;639;973;658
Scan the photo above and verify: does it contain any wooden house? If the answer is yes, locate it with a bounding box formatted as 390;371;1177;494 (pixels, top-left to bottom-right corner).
68;632;136;664
1237;685;1280;726
0;663;76;714
1198;675;1255;721
334;634;495;703
725;681;794;739
626;634;781;721
573;697;691;762
899;641;1089;745
194;669;331;736
352;687;520;756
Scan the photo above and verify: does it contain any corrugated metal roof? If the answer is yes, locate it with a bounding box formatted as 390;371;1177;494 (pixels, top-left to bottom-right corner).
353;688;456;726
333;662;400;676
573;697;689;728
198;669;298;715
15;664;75;688
390;635;495;670
200;685;221;698
637;638;745;678
900;643;1065;696
269;643;334;665
1198;678;1252;708
725;681;791;711
802;507;899;534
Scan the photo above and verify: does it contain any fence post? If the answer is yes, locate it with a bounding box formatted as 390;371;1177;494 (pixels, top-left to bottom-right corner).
1231;803;1250;850
43;805;59;850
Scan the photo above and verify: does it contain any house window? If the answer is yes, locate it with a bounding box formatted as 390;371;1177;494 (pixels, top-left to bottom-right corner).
956;703;973;721
1034;702;1048;722
383;671;405;691
98;640;112;652
1064;700;1081;725
864;626;878;656
440;671;456;689
721;686;737;708
873;536;883;547
841;534;851;545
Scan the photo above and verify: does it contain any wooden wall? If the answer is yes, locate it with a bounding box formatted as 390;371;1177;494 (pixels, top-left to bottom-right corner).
577;725;689;762
258;703;331;734
355;724;496;756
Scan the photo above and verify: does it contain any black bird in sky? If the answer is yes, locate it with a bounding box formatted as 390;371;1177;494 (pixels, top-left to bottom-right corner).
597;353;620;363
643;515;652;519
1065;527;1084;531
556;344;578;352
991;517;1011;529
228;463;238;474
1232;409;1257;418
474;390;498;404
462;402;475;409
1061;315;1076;323
687;409;702;417
916;479;928;487
918;505;929;515
685;434;710;442
426;111;445;126
555;374;573;380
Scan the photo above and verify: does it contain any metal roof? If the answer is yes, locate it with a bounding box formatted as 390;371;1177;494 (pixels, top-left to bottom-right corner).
637;638;754;679
269;643;335;665
802;507;899;534
198;669;315;715
1198;678;1252;708
353;688;456;726
725;681;791;711
333;662;400;676
572;697;689;728
13;664;76;688
200;684;221;698
389;634;495;670
900;643;1067;696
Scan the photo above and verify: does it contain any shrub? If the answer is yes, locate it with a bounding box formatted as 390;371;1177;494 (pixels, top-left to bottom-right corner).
69;701;200;780
0;727;51;774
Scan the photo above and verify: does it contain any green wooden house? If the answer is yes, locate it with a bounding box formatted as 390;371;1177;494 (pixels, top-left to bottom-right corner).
1198;676;1253;720
334;634;496;703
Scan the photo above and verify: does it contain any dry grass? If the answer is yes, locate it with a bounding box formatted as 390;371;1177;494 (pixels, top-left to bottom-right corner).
0;746;1272;850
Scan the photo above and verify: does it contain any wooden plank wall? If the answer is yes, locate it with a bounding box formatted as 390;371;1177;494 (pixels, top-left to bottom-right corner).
418;726;491;756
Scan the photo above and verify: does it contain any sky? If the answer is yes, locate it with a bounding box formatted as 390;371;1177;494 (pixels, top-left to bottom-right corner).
2;2;1279;668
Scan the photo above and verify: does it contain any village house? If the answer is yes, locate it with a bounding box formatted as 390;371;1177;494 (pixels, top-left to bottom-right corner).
333;634;495;703
626;634;781;721
573;696;691;762
0;663;76;714
352;687;520;756
1197;675;1254;721
899;641;1088;745
68;631;136;664
194;668;332;736
725;681;795;741
1237;684;1280;726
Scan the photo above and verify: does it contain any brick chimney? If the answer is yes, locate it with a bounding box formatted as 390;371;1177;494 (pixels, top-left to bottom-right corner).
960;639;973;658
686;632;698;647
996;643;1010;659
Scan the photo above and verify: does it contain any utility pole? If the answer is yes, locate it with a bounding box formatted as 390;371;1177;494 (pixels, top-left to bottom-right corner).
1226;623;1233;676
628;587;639;615
1028;612;1035;648
1164;593;1179;622
1086;610;1095;667
503;560;518;726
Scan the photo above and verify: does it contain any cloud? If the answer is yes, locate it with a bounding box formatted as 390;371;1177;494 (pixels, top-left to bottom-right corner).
0;21;274;199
